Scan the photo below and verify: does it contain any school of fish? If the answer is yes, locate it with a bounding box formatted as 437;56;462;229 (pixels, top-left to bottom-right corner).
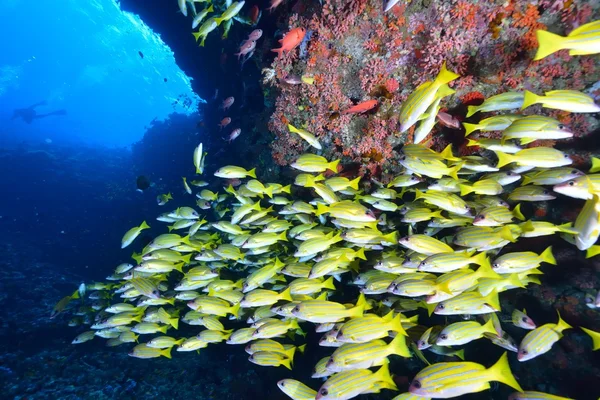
56;5;600;400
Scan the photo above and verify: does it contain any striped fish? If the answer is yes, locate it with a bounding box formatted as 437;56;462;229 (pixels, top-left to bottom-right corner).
463;114;521;136
453;225;515;251
252;319;302;339
400;156;462;180
518;312;572;361
501;115;573;145
523;167;584;186
466;92;524;117
129;344;171;359
521;90;600;113
572;194;600;255
398;234;454;255
146;336;184;349
535;20;600;60
336;311;408;343
460;179;503;196
435;318;497;346
226;327;256;344
508;185;556;201
491;246;556;274
249;351;292;369
495;148;572;169
553;174;600;200
316;361;397;400
408;352;522;397
327;334;410;372
177;337;208;352
129;277;161;299
291;295;366;323
509;390;575;400
433;290;501;315
277;379;318;400
414;189;472;215
473;204;525;226
466;138;522;154
512;309;536;330
312;356;335;378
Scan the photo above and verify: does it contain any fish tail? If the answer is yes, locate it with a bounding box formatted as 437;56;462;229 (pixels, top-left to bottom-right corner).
390;313;408;336
585;245;600;258
285;346;296;361
382;231;398;243
484;290;501;311
512;203;525;221
476;260;502;280
315;203;329;216
166;193;173;200
494;151;514;169
471;251;489;267
181;253;192;264
466;105;479;118
230;302;241;318
247;168;257;178
463;123;479;137
540;246;557;265
508;273;526;289
519;220;535;233
557;222;578;234
213;17;223;26
174;262;184;273
414;188;424;200
322;276;336;290
481;317;498;336
222;329;233;340
297;343;307;354
281;184;292;194
435;61;460;85
591;157;600;173
281;357;293;370
534;30;566;60
487;352;523;391
278;230;288;242
521;175;533;185
521;90;541;110
170;317;179;330
466;139;480;148
454;349;465;360
447;163;461;181
207;4;214;12
355;247;367;260
264;186;274;198
373;361;398;389
425;302;437;316
70;289;80;300
279;287;293;302
389;332;411;358
161;347;172;359
140;221;150;230
327;159;340;173
581;327;600;350
349;176;361;190
287;124;298;133
440;143;458;161
555;310;573;332
459;184;474;197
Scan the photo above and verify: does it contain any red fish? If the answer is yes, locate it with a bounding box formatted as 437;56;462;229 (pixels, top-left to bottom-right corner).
248;29;263;41
227;128;241;142
271;27;306;57
218;117;231;130
342;100;378;114
436;111;461;129
249;5;261;25
235;40;256;60
221;97;235;110
267;0;284;13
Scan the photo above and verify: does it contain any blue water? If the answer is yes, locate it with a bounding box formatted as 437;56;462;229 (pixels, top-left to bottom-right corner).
0;0;202;148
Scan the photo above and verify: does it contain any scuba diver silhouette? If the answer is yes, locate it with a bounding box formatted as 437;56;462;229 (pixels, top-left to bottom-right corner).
11;101;67;124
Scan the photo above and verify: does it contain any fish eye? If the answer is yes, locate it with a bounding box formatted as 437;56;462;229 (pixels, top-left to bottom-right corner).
320;389;328;396
568;181;574;186
439;334;448;340
280;381;285;387
571;170;578;174
492;263;500;269
521;349;528;355
412;380;422;389
437;304;445;310
522;316;528;322
543;190;549;195
558;124;565;129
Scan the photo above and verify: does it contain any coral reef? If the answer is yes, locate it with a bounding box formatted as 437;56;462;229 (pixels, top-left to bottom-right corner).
265;0;599;181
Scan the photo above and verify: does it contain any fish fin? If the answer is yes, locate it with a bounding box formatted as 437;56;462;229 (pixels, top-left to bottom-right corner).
161;347;172;359
247;168;257;178
494;151;514;169
471;251;489;267
170;317;179;330
476;261;502;280
425;302;437;317
459;184;474;197
264;186;274;198
534;30;565;60
440;143;459;161
431;210;444;219
466;138;480;147
285;346;296;361
580;327;600;351
230;302;241;318
555;310;572;333
521;90;540;110
315;203;329;216
278;230;288;242
508;273;526;289
435;61;460;86
327;159;340;173
484;290;501;311
389;332;412;357
281;184;292;194
354;247;367;260
519;220;535;233
281;357;292;370
279;287;293;302
436;83;456;99
349;177;361;190
390;312;408;336
590;157;600;174
481;317;498;336
521;175;533;185
287;124;298;133
140;221;150;230
540;246;557;265
519;138;537;145
463;123;479;137
414;189;424;200
447;163;461;181
557;222;578;234
322;276;336;290
513;203;525;221
586;245;600;258
381;231;398;244
70;289;80;300
466;105;479;118
372;360;398;389
487;352;523;391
